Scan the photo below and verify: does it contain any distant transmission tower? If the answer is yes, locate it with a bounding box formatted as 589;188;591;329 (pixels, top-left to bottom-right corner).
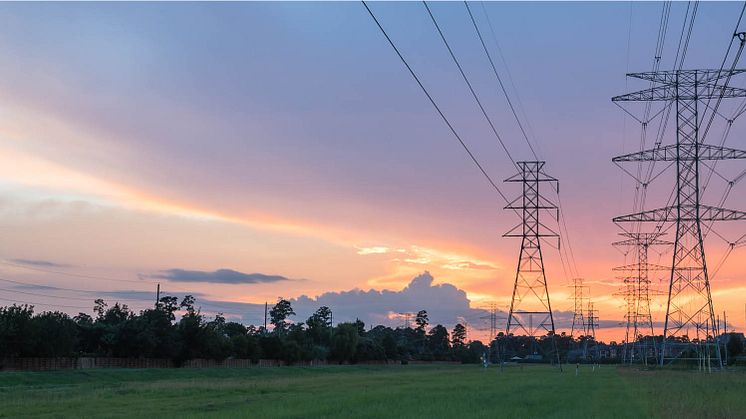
397;312;414;329
613;68;746;368
585;301;598;360
504;161;561;366
569;278;588;338
612;232;670;364
479;302;503;342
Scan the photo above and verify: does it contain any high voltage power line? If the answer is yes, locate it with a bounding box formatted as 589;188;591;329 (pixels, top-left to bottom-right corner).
423;1;518;171
364;1;585;343
362;1;511;205
0;265;266;318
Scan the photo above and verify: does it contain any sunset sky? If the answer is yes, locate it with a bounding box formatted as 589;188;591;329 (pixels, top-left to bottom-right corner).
0;1;745;341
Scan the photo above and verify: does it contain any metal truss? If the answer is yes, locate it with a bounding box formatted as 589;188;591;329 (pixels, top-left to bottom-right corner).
612;68;746;368
504;161;561;366
613;233;671;365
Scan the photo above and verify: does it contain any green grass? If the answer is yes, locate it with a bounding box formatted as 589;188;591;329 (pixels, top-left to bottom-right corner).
0;364;744;418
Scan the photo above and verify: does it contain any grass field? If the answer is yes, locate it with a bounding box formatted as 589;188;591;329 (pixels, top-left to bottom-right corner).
0;364;744;418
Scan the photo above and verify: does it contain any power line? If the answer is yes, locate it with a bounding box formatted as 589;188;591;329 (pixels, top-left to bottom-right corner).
0;260;151;285
423;1;518;170
1;260;266;314
362;1;511;205
464;1;539;160
467;1;581;280
0;295;90;310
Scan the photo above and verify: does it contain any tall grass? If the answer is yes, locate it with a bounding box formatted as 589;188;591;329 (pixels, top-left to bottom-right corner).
0;364;743;418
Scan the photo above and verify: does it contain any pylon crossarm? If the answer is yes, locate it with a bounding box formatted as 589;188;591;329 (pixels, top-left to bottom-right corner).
613;262;670;271
614;205;746;222
613;144;746;162
612;84;746;102
625;69;746;84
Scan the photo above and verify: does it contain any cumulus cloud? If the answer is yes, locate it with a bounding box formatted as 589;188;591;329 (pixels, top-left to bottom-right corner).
288;271;483;329
153;268;290;284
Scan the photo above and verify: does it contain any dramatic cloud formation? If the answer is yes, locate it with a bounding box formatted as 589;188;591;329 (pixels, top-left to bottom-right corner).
288;272;482;328
153;269;290;284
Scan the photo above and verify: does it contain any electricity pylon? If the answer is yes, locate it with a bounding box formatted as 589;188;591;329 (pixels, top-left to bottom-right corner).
585;301;599;360
504;161;561;366
569;278;588;338
479;302;503;342
612;232;671;364
612;68;746;368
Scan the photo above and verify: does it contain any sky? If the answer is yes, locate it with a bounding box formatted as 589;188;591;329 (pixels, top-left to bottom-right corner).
0;1;745;342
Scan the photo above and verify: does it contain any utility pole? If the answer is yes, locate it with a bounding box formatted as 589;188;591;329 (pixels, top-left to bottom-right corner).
155;283;160;307
264;301;268;332
504;161;562;369
612;232;670;363
612;66;746;369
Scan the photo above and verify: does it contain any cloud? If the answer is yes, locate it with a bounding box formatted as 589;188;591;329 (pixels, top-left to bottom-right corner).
441;261;497;271
360;245;499;272
10;258;71;268
153;268;290;284
288;271;485;329
355;246;391;255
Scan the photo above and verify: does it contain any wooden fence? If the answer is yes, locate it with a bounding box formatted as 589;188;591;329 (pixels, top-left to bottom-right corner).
0;357;415;371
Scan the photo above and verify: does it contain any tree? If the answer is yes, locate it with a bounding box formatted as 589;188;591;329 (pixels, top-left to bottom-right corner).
427;325;450;360
415;310;429;331
180;295;197;315
0;304;35;357
269;299;295;334
452;324;467;347
727;333;744;362
331;323;359;363
306;306;332;344
354;318;366;336
30;311;78;357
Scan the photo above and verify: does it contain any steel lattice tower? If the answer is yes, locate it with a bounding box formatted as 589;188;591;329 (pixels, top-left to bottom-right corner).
613;232;670;364
584;301;599;360
504;161;561;365
612;69;746;368
569;278;588;338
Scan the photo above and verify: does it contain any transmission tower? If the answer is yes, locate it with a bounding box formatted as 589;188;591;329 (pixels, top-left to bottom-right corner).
479;302;504;342
612;68;746;368
504;161;561;365
569;278;588;338
584;301;599;360
612;232;671;364
397;312;415;329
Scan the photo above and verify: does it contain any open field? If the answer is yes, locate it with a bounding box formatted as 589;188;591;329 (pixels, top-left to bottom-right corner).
1;364;745;418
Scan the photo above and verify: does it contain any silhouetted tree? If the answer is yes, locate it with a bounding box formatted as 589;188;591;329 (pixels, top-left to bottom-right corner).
452;323;467;347
269;299;295;335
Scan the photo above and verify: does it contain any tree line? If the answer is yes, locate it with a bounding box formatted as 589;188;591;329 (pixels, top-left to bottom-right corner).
2;296;741;365
0;296;487;364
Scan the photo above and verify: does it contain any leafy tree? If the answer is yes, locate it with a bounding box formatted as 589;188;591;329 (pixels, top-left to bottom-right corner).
269;299;295;334
452;323;467;347
331;322;359;363
0;304;35;357
415;310;429;331
30;311;78;357
427;324;450;359
354;318;366;336
727;333;744;362
306;306;332;344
